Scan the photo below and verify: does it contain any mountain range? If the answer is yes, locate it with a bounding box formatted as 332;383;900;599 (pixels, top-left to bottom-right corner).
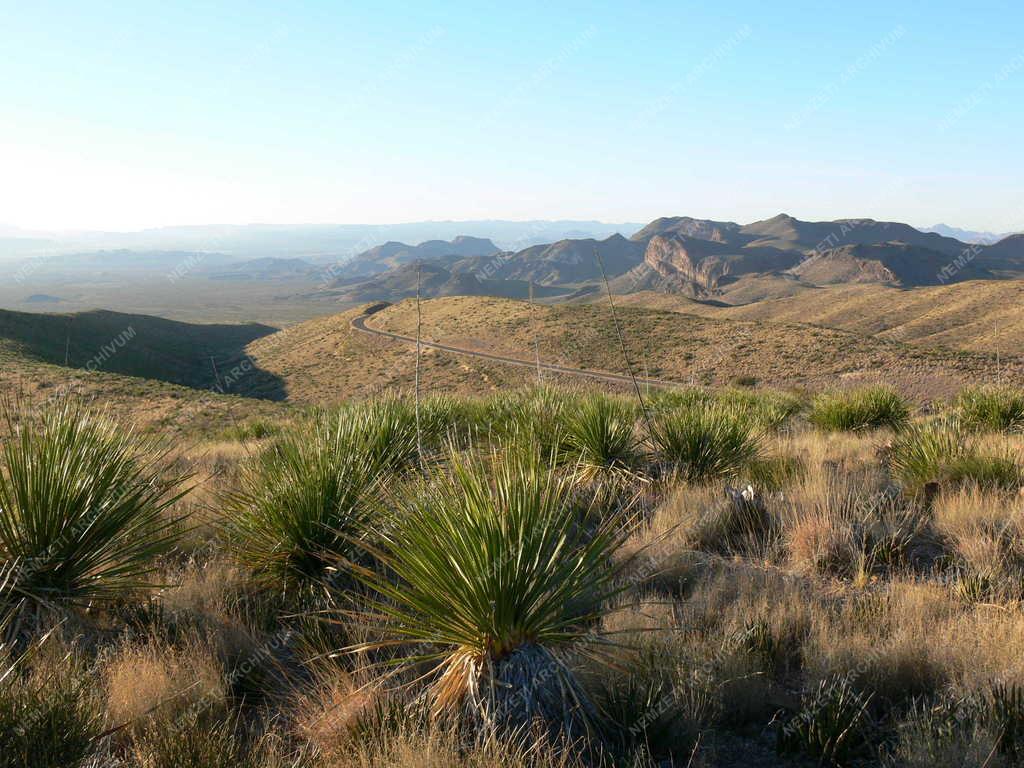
6;213;1024;309
314;213;1024;304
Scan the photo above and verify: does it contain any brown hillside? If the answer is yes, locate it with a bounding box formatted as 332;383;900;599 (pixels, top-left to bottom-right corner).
629;280;1024;354
361;296;1018;401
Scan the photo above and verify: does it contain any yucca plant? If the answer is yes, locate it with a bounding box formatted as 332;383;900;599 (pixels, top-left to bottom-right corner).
650;404;763;483
986;682;1024;761
593;646;714;762
809;386;910;432
954;386;1024;433
418;393;486;448
349;447;638;740
0;400;185;614
563;394;641;483
222;407;408;587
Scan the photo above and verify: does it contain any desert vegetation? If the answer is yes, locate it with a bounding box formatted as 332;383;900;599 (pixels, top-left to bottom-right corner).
4;384;1024;766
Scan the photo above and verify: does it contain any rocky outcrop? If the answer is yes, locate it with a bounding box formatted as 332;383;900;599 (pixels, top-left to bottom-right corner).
641;235;735;293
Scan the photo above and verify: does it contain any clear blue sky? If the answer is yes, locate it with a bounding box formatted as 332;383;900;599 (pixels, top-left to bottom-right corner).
2;1;1022;232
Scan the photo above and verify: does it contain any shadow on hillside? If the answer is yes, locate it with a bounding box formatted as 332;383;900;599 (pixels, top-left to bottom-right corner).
0;308;288;401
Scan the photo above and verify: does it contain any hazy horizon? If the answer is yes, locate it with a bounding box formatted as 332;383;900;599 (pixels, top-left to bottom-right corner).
0;214;1012;240
3;2;1023;233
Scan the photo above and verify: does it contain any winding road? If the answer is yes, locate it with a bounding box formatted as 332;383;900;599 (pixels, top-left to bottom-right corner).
350;305;686;391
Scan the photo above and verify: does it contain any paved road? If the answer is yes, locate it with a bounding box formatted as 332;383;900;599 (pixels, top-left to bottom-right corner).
350;309;687;391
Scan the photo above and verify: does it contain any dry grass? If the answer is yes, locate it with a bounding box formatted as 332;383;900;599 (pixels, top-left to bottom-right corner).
312;726;587;768
157;555;248;623
13;389;1024;766
104;635;227;728
627;278;1024;356
367;295;1020;399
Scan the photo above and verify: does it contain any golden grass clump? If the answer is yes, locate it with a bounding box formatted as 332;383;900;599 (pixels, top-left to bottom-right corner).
104;636;227;728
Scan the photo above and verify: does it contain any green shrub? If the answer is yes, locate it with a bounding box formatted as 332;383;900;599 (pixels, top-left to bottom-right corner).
0;400;186;611
223;419;280;442
483;386;573;459
350;447;637;738
888;419;1022;494
650;404;763;483
745;454;806;490
650;387;801;432
719;388;804;431
954;386;1024;433
945;452;1022;490
222;405;413;586
563;394;641;482
809;386;910;432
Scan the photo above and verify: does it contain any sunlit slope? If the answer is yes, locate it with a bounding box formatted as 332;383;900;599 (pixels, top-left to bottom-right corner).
623;280;1024;353
279;296;1017;401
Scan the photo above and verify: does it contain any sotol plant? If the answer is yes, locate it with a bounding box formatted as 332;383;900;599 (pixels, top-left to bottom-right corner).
0;400;185;614
777;674;874;764
350;447;638;739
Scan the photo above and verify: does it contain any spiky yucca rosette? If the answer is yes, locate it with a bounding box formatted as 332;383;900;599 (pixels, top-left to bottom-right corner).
0;399;186;618
350;446;638;741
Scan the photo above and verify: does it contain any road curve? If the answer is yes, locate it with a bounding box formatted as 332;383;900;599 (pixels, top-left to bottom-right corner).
350;309;687;391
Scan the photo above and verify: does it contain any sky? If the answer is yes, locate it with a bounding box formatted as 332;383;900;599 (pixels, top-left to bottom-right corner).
2;1;1023;233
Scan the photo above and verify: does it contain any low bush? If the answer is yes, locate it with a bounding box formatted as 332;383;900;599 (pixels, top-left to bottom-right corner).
223;419;281;442
809;386;910;432
954;385;1024;433
745;453;806;490
888;419;1022;494
650;404;763;483
684;486;779;557
130;710;271;768
719;388;804;431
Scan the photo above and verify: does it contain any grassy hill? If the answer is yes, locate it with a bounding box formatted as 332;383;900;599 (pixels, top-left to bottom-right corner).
0;346;291;436
240;305;539;405
620;280;1024;354
0;307;283;394
243;296;1019;403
